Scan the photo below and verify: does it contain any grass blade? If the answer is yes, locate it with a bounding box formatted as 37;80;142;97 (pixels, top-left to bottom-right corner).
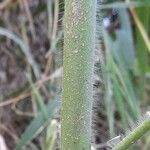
0;27;40;78
15;98;60;150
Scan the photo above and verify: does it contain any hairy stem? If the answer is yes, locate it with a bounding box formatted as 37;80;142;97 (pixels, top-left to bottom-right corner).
113;115;150;150
61;0;96;150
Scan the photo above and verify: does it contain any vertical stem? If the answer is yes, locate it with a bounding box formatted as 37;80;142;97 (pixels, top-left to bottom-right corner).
61;0;96;150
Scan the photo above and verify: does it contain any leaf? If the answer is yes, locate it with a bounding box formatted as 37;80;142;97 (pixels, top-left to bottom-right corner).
109;8;135;70
98;1;150;10
29;80;48;119
15;98;60;150
45;120;57;150
111;67;127;127
103;28;140;124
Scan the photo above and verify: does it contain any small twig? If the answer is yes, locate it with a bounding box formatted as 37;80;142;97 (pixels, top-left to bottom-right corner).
0;125;18;142
45;0;59;75
11;102;36;117
47;0;53;40
92;143;108;149
52;0;59;47
113;112;150;150
0;92;31;107
0;67;62;107
22;0;36;40
0;0;11;9
0;0;21;10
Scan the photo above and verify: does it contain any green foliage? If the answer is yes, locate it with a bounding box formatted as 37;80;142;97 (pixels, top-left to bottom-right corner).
16;97;59;150
103;10;140;135
45;120;57;150
99;0;150;149
135;6;150;100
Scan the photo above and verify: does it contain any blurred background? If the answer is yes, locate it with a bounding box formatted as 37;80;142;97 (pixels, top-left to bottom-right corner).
0;0;150;149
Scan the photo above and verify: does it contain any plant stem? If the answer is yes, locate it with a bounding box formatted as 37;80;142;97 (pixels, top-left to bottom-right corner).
113;115;150;150
61;0;96;149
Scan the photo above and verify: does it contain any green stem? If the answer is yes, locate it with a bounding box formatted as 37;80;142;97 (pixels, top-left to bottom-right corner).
113;115;150;150
61;0;96;150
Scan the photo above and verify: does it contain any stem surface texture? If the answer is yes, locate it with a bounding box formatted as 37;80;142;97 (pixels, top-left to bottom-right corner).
61;0;96;150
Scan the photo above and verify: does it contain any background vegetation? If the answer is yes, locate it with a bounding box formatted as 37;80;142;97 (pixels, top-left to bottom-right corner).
0;0;150;149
